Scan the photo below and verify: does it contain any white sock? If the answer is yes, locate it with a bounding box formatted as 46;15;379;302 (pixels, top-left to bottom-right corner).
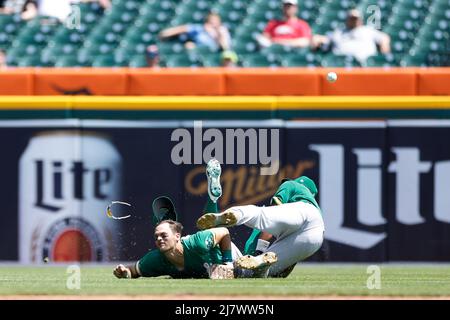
255;239;270;253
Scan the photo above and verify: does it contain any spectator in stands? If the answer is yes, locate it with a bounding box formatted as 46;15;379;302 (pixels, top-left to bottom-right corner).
21;0;111;21
221;50;238;67
256;0;312;48
159;12;231;52
145;45;160;68
312;9;391;64
0;0;12;13
0;0;35;17
21;0;37;20
0;49;7;68
19;0;70;21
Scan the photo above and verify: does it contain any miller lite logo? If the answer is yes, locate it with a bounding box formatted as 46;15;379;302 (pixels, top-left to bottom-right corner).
34;160;112;212
19;131;122;263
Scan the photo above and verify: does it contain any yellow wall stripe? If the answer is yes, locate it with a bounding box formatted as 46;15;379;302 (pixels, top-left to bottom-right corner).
0;96;449;110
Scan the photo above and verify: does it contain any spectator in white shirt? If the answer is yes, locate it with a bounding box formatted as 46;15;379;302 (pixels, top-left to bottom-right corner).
21;0;111;22
312;9;391;64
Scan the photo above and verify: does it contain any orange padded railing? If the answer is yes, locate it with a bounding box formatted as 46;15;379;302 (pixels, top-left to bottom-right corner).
0;67;449;96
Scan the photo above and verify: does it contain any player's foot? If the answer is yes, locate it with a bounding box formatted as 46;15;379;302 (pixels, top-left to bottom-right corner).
206;158;222;203
236;252;278;270
196;211;237;230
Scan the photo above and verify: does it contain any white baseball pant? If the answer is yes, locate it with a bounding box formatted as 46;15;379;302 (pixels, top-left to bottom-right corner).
228;201;325;276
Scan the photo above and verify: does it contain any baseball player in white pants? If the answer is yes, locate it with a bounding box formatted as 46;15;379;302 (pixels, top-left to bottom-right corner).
197;200;325;276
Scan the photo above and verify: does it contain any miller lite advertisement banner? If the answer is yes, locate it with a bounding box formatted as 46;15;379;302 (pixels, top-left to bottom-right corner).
0;119;449;263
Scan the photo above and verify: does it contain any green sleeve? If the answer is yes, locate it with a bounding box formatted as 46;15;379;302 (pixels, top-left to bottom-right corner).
183;230;216;254
272;181;295;204
137;250;165;277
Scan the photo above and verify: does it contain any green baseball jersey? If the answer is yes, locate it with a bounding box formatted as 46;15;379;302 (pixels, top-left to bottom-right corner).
272;178;320;210
137;230;223;279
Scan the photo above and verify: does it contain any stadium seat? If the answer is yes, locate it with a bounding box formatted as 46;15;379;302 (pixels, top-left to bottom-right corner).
191;45;219;56
321;54;362;67
8;42;43;57
240;53;279;67
233;40;258;54
366;53;399;67
140;10;173;25
42;43;78;60
202;53;222;67
54;55;78;67
157;41;186;55
0;31;11;50
250;0;280;11
280;52;318;67
245;8;280;24
92;54;128;67
166;53;203;67
129;54;148;68
16;55;43;67
322;0;358;10
400;52;428;66
260;44;295;56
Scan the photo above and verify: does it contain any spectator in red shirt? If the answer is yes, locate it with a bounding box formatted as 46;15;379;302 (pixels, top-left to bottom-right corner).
256;0;312;48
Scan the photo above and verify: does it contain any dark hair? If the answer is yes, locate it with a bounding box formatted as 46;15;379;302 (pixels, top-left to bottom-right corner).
156;220;183;234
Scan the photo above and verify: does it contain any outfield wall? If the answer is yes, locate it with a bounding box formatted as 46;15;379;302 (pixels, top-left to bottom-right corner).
0;67;449;96
1;96;450;119
1;97;450;263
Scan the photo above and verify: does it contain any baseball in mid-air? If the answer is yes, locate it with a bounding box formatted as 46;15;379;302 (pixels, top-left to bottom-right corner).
327;72;338;83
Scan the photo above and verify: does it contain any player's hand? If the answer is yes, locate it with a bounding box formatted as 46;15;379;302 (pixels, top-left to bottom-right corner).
113;264;131;279
209;263;234;280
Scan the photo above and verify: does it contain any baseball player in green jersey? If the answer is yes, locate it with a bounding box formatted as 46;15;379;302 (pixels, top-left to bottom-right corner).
113;219;236;279
113;159;277;279
197;175;325;277
244;176;319;254
242;176;321;277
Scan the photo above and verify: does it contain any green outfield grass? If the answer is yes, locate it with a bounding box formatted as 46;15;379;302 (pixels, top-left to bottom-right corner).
0;264;449;297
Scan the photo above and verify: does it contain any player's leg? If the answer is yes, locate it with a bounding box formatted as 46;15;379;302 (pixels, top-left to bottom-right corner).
203;158;222;214
206;158;222;203
198;202;315;239
266;227;324;276
204;197;219;214
243;229;262;255
230;241;243;260
236;227;323;277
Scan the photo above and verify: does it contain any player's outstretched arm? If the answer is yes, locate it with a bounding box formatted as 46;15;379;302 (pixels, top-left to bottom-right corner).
210;227;232;263
113;263;140;279
207;228;235;280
